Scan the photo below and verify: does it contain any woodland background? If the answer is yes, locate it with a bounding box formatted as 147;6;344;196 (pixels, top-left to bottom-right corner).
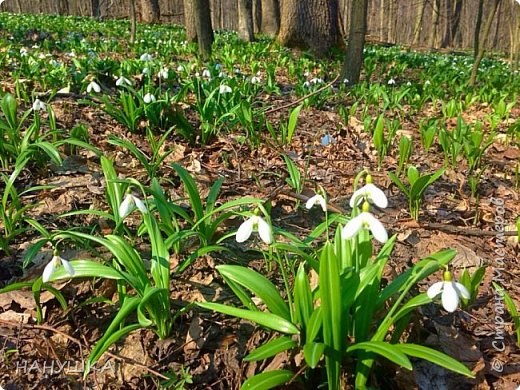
1;0;519;57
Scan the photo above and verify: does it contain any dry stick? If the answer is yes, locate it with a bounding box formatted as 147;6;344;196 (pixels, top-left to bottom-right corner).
0;319;171;381
263;74;340;115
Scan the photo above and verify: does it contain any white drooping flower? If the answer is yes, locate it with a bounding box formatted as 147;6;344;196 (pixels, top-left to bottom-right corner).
219;84;232;94
236;214;272;245
116;76;132;87
32;99;46;112
143;93;156;104
158;68;169;79
251;76;261;84
349;174;388;209
86;80;101;93
306;194;327;212
388;78;396;85
176;65;185;72
202;69;211;78
140;53;153;61
119;193;148;219
427;271;470;313
42;250;75;283
342;202;388;243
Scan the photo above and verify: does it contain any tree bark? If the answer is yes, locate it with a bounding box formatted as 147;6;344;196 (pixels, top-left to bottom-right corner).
183;0;197;43
260;0;280;36
238;0;254;41
129;0;137;44
193;0;214;60
91;0;100;18
341;0;368;85
252;0;262;34
428;0;440;48
473;0;484;56
469;0;501;86
412;0;426;45
277;0;340;58
140;0;160;23
441;0;462;48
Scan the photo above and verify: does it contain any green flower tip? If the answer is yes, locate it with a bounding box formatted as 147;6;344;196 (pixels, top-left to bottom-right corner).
443;270;453;282
253;208;261;216
362;201;370;213
53;248;59;256
366;174;373;184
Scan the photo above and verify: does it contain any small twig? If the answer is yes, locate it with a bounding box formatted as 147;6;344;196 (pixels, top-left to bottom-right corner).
263;75;340;115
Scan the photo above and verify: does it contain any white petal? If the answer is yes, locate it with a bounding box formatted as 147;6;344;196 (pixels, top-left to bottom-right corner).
427;281;444;299
454;282;471;300
132;195;148;214
42;259;57;283
365;183;388;208
349;186;367;208
364;212;388;243
256;217;272;244
92;82;100;93
236;217;255;243
61;259;75;276
341;215;364;240
119;194;134;218
442;281;460;312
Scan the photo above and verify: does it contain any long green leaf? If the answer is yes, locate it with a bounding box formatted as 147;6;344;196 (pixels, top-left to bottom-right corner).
347;341;412;370
241;370;294;390
197;302;299;334
244;336;297;362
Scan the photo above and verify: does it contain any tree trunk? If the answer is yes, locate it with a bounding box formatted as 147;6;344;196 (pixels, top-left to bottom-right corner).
412;0;426;45
441;0;462;48
469;0;501;86
380;0;385;42
183;0;197;43
473;0;484;56
260;0;280;36
140;0;160;23
252;0;262;34
510;3;520;70
428;0;440;48
341;0;368;85
278;0;339;58
91;0;100;18
130;0;137;44
238;0;254;41
193;0;214;60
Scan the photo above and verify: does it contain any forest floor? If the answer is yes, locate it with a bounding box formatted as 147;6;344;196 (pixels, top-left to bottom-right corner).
0;23;519;390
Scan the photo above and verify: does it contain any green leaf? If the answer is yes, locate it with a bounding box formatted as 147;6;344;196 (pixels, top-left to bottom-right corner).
396;343;475;378
172;163;204;222
303;342;325;368
287;104;303;144
217;265;290;320
244;336;297;362
49;260;127;281
294;263;313;328
197;302;299;334
347;341;412;370
240;370;294;390
319;242;342;390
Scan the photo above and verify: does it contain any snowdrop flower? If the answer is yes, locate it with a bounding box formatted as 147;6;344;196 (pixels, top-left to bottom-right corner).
215;63;222;70
43;250;75;283
251;76;261;84
219;84;232;94
20;47;28;57
143;93;156;103
343;78;349;84
119;193;148;219
177;65;185;72
86;80;101;93
424;80;431;86
236;214;272;244
158;68;169;79
306;194;327;212
310;78;323;84
342;201;388;243
349;174;388;209
427;271;470;312
202;69;211;78
387;78;396;85
233;67;241;75
116;76;132;87
142;67;150;75
32;99;46;112
218;71;227;78
140;53;153;61
303;81;311;88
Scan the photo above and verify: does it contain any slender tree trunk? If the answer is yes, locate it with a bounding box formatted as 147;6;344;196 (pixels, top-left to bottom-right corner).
260;0;280;36
129;0;137;44
380;0;385;42
278;0;340;58
140;0;160;23
193;0;214;60
91;0;100;18
252;0;261;33
510;4;520;70
183;0;197;43
428;0;440;48
441;0;463;48
469;0;501;86
412;0;426;45
387;0;394;42
473;0;484;56
341;0;369;85
238;0;254;41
